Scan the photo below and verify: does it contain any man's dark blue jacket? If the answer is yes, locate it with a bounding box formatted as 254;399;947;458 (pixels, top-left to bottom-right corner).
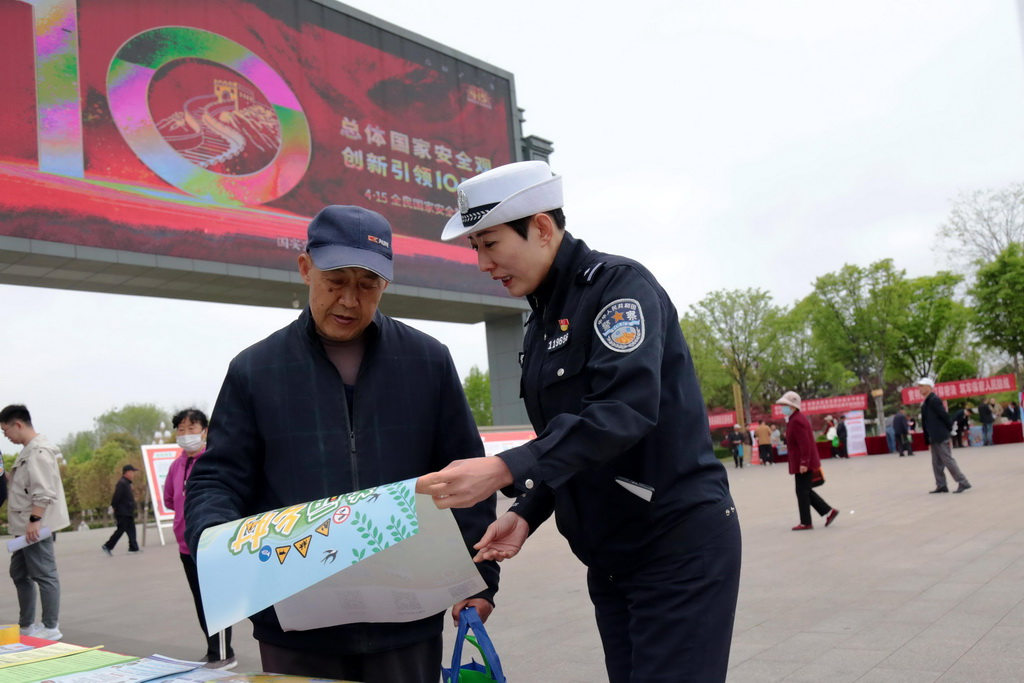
920;393;953;446
185;307;498;654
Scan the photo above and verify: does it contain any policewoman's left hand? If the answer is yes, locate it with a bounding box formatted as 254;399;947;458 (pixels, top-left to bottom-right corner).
416;457;513;509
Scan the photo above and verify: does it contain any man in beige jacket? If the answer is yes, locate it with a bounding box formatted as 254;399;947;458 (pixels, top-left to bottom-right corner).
755;420;774;466
1;404;70;641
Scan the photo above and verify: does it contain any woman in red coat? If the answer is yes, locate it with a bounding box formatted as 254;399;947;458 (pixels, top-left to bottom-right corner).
777;392;839;530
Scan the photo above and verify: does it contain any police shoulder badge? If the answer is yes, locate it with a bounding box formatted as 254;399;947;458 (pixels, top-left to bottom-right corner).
594;298;645;353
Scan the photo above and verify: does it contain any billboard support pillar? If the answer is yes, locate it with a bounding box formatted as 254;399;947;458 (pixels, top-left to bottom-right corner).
486;312;530;426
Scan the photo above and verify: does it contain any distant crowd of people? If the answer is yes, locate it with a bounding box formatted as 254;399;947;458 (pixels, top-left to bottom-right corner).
723;396;1020;469
888;397;1020;451
718;386;1022;529
721;413;850;468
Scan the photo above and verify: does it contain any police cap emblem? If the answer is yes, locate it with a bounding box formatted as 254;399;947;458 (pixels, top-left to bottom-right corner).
594;298;645;352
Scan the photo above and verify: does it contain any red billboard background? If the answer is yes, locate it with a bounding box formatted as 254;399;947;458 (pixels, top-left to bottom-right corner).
0;0;516;296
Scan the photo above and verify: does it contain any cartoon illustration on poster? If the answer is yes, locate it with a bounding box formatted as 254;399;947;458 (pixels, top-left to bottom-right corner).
197;478;485;633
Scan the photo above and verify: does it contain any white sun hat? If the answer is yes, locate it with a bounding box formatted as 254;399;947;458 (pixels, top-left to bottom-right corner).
776;391;802;410
917;377;935;387
441;160;563;242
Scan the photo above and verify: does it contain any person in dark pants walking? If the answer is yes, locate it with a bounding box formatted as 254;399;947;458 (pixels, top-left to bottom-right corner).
978;398;994;446
776;391;838;530
893;408;912;456
918;378;971;494
726;424;745;468
101;465;139;554
837;415;848;457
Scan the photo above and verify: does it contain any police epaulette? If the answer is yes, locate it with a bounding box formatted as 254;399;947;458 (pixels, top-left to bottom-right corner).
578;261;606;285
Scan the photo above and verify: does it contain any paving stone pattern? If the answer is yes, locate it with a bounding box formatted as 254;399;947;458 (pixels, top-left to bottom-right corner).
3;441;1023;681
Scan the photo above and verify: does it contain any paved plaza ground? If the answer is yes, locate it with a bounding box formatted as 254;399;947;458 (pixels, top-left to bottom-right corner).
2;440;1024;681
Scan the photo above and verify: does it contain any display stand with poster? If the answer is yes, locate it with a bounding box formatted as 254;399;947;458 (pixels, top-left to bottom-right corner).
843;411;867;456
140;443;182;546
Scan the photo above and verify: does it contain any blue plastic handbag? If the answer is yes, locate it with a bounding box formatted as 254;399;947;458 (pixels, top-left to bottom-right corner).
441;606;507;683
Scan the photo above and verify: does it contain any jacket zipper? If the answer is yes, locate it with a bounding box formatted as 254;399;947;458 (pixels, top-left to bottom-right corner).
349;428;358;491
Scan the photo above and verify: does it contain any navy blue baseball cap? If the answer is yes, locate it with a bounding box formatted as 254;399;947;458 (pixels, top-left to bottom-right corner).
305;206;393;282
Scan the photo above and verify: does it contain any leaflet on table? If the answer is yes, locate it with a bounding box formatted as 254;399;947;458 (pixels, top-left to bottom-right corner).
198;478;486;633
147;667;239;681
0;642;102;668
0;648;134;683
6;527;53;553
22;653;200;682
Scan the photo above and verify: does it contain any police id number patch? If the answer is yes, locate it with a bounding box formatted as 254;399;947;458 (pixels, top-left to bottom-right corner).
594;298;645;352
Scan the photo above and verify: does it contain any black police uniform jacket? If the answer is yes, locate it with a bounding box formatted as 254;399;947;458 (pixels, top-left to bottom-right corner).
184;307;498;654
501;232;735;576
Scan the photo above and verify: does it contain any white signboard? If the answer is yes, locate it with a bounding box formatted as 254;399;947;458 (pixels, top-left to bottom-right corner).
140;443;182;546
844;411;867;457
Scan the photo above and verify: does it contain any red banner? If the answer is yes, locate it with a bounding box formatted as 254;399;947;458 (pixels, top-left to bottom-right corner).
901;374;1018;404
772;394;868;418
708;412;737;429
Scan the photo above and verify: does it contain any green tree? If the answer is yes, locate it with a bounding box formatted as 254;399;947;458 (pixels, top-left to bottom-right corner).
890;272;969;382
95;403;169;445
462;366;492;427
808;260;908;424
937;357;978;382
70;440;126;517
970;242;1024;378
61;430;98;465
760;298;852;403
679;317;734;410
687;288;784;425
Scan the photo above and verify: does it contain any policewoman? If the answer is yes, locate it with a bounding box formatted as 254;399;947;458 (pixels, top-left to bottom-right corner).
418;161;741;682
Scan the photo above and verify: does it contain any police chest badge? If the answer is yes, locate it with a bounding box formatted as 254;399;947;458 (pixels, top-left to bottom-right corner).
594;298;645;352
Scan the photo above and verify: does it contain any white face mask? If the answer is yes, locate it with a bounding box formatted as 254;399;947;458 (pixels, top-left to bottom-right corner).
781;406;794;417
177;433;204;453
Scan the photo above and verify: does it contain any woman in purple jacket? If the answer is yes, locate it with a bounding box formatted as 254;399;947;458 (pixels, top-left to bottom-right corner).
777;392;839;531
164;408;235;670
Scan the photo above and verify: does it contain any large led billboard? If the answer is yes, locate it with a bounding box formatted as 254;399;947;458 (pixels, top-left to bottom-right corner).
0;0;517;297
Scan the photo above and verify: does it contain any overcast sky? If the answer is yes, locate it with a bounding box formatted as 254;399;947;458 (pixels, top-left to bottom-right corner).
3;0;1023;450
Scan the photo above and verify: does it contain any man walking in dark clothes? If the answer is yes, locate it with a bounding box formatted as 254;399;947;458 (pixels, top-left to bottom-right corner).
918;378;971;494
102;465;140;554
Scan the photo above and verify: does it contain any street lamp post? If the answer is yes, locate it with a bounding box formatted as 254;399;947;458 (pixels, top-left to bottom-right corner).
153;421;171;444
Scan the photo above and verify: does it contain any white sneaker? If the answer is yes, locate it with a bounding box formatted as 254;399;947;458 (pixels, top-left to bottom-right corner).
35;625;62;641
19;623;41;637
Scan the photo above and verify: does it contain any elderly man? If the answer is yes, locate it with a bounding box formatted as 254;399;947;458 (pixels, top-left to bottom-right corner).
101;464;140;555
918;378;971;494
0;404;70;641
185;206;498;682
418;161;740;683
